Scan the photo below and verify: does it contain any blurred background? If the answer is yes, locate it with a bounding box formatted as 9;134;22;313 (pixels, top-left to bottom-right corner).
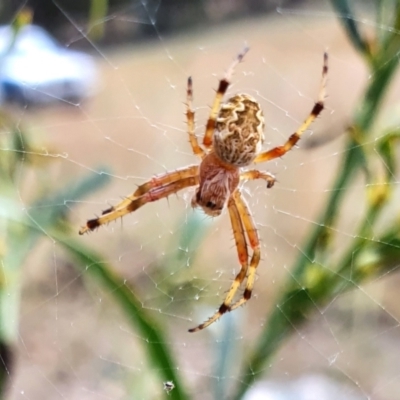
1;1;400;400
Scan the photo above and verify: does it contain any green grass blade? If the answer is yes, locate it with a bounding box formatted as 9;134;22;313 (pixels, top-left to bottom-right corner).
57;233;189;400
330;0;371;59
232;3;400;399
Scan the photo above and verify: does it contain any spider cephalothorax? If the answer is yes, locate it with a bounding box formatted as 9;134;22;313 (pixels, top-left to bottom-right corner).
192;152;240;217
79;47;328;332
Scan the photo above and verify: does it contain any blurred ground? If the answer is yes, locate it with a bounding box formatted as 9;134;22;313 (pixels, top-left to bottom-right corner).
8;10;400;400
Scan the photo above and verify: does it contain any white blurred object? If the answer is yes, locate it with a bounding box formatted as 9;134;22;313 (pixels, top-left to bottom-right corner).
0;24;97;105
243;374;364;400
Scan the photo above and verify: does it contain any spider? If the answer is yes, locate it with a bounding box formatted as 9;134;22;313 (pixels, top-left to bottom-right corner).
79;47;328;332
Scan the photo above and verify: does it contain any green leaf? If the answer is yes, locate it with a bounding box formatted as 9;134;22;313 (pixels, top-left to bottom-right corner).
58;234;189;400
233;3;400;399
330;0;371;59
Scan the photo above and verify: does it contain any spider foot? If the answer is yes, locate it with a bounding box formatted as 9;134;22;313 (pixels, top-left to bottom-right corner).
79;217;101;235
188;303;230;333
266;175;276;188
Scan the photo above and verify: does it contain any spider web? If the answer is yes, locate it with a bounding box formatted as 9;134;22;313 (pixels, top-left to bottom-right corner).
3;1;400;399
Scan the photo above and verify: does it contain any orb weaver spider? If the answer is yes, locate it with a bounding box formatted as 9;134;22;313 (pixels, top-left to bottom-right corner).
79;47;328;332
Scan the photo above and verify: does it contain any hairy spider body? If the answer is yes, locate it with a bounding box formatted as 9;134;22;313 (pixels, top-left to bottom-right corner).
214;94;265;166
194;93;264;216
80;48;328;333
192;152;240;216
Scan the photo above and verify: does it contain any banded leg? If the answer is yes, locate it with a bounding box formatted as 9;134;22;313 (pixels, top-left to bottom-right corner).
202;46;249;149
79;166;199;235
186;77;205;158
240;169;276;188
189;191;249;332
254;52;328;164
229;190;260;312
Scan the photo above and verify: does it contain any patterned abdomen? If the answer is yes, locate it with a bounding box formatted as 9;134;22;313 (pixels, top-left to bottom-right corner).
214;94;265;166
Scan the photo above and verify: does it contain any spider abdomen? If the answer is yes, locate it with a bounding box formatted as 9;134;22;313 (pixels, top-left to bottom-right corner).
214;94;265;167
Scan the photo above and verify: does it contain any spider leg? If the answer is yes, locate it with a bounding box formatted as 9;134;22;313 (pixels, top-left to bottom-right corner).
79;166;199;235
131;165;198;198
186;77;205;158
254;52;328;164
202;46;249;149
229;190;260;312
189;189;250;332
240;169;276;188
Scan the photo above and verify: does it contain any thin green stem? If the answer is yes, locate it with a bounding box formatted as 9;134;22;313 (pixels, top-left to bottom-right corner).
232;4;400;398
61;236;188;400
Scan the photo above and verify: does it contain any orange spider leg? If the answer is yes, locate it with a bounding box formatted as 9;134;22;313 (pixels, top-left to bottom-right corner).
79;167;199;235
202;46;249;149
254;52;328;164
189;192;249;332
240;169;276;188
229;190;260;312
131;165;198;198
186;77;205;158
